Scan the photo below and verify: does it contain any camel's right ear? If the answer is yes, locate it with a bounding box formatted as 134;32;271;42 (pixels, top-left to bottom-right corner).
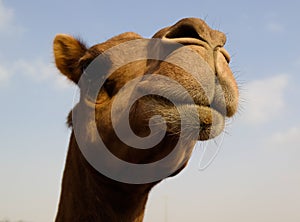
53;34;87;84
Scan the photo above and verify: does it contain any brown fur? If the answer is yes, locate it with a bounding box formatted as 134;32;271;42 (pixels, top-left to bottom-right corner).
53;18;239;222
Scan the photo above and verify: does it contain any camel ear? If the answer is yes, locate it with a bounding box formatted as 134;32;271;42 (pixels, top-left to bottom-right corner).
53;34;87;84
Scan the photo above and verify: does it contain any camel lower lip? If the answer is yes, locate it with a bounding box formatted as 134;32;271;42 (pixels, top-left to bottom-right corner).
176;104;225;141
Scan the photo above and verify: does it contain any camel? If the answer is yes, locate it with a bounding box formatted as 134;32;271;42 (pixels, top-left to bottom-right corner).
53;17;239;222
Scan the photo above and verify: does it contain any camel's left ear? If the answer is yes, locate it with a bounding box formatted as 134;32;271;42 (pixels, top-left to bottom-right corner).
53;34;87;84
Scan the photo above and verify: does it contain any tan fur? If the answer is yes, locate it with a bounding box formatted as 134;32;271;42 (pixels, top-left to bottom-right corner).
53;34;87;83
54;18;239;222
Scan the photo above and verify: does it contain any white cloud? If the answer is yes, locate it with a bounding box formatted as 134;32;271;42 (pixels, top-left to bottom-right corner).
0;1;67;89
266;127;300;149
13;59;73;90
0;0;13;30
266;22;284;33
241;74;288;125
294;57;300;67
0;0;23;36
14;59;54;82
0;58;73;90
0;64;12;86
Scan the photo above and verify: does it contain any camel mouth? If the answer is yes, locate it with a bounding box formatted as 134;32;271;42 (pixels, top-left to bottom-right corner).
135;77;228;141
162;23;209;47
149;93;226;117
142;95;225;141
136;79;228;118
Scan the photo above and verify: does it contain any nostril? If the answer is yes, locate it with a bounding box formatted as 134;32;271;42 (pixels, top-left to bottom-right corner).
165;24;207;43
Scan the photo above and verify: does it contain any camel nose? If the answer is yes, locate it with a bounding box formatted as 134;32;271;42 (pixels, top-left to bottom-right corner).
163;18;227;48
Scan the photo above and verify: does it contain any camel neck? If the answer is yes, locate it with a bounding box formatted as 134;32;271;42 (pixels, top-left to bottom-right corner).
55;132;153;222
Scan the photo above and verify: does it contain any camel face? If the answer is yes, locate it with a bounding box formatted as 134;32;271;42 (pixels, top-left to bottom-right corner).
53;18;239;183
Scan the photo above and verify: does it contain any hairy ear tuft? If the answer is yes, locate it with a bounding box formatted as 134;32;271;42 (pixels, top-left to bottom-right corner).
53;34;87;84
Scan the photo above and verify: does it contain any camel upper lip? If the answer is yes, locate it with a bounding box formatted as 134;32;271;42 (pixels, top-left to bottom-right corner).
137;79;227;117
148;94;227;118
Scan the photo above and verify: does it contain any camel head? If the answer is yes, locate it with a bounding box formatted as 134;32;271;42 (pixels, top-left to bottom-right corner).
53;18;239;184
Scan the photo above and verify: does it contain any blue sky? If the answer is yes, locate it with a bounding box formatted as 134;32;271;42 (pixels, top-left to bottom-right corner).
0;0;300;221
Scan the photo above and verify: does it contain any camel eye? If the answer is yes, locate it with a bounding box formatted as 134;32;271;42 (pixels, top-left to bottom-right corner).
103;78;116;97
